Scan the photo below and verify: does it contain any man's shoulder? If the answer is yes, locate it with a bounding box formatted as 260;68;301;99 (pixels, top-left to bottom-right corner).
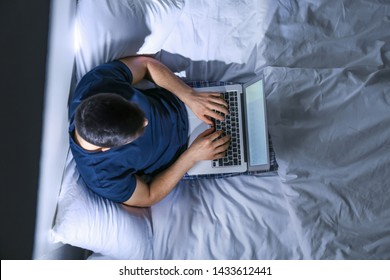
70;143;138;203
78;60;133;89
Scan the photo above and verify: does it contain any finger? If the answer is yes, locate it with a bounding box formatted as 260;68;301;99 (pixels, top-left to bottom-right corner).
213;134;231;147
208;130;224;141
214;140;230;153
205;99;229;114
210;105;229;116
213;151;227;160
199;92;227;107
207;110;226;121
198;127;215;138
204;92;223;98
198;92;221;101
209;93;227;106
208;97;228;112
199;115;214;126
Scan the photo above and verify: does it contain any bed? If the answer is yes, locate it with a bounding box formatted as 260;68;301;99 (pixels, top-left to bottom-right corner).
45;0;390;260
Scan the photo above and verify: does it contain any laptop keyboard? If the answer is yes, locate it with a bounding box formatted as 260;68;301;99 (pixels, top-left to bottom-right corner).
212;91;242;167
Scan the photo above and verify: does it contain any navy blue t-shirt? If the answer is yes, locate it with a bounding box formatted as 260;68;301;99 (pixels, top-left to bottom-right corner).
69;60;188;203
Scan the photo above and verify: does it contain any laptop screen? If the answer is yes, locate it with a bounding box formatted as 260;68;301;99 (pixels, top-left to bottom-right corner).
244;79;269;168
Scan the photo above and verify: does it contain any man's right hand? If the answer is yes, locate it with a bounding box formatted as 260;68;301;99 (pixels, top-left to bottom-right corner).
123;128;230;207
186;127;231;162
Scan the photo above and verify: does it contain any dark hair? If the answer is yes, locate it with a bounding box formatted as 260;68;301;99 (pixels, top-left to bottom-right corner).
74;93;146;148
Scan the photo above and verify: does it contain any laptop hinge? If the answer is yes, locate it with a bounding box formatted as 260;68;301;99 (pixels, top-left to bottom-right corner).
240;91;248;164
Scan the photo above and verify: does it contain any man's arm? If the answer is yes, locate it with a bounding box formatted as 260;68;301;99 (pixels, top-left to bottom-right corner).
120;56;228;125
123;128;230;207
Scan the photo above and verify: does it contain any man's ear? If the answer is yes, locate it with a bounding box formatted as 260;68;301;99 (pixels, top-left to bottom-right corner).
143;118;149;127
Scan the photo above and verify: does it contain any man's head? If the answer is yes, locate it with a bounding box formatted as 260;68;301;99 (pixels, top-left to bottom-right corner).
74;93;147;151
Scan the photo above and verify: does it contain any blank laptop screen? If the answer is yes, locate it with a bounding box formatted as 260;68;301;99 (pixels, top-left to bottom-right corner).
245;79;268;166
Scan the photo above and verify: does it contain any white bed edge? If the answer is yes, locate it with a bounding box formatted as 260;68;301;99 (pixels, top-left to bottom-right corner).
33;0;77;259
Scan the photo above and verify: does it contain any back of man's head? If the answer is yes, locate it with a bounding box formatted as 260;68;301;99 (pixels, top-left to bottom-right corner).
75;93;146;148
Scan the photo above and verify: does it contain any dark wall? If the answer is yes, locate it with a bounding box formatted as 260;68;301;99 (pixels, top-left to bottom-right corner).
0;0;51;259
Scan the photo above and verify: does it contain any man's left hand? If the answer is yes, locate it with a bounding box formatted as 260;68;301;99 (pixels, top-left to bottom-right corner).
185;90;229;125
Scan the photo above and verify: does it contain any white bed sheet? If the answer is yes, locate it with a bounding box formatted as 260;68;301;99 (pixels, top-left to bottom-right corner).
152;66;390;259
70;0;390;259
151;0;390;259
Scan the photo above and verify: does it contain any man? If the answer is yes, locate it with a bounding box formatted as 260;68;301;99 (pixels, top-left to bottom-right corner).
69;55;230;207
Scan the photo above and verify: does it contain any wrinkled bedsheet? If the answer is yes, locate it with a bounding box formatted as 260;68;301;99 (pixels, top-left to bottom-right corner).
150;0;390;259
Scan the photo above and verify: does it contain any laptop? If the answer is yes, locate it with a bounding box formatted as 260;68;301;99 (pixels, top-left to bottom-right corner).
186;76;270;175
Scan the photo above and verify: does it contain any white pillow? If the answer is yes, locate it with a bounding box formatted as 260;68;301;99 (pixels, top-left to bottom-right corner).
51;155;153;260
75;0;185;79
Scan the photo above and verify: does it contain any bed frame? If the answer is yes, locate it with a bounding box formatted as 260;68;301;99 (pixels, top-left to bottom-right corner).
33;0;83;259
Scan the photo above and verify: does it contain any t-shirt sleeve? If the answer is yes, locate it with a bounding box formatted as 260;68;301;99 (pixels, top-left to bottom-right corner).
70;139;139;203
91;172;137;203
